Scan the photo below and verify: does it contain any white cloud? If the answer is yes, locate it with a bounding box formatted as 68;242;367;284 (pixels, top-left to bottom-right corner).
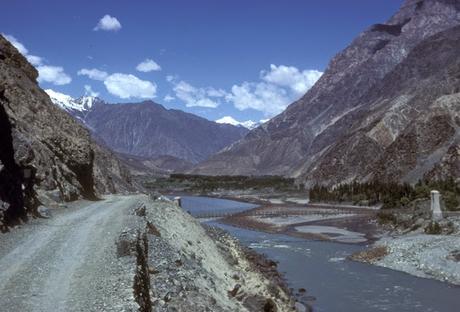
77;68;108;81
207;88;227;97
136;59;161;72
225;64;322;116
3;34;72;85
93;15;122;31
77;67;157;100
164;94;175;102
26;55;43;66
84;85;99;97
172;80;224;108
166;64;321;116
166;65;321;116
261;64;322;95
225;81;292;116
104;73;156;99
37;65;72;85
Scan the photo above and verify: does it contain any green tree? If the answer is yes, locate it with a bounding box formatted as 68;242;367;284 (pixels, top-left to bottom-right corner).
444;192;459;211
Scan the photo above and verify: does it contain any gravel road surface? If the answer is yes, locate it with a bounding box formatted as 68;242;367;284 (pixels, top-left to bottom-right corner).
0;195;143;312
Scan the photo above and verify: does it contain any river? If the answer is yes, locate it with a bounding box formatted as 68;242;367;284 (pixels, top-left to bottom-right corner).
179;196;460;312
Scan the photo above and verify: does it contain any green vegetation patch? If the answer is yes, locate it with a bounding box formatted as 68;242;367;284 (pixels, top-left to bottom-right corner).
144;174;296;193
309;178;460;210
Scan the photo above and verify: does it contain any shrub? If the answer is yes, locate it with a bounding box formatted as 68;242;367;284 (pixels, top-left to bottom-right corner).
444;192;459;211
414;184;430;199
400;196;410;206
377;211;397;225
424;221;442;235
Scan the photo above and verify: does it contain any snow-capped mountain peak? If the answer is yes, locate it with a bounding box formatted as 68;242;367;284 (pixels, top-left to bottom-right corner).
45;89;102;112
75;95;100;110
215;116;266;130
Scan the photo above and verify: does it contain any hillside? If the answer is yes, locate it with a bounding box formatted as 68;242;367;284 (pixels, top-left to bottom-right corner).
193;0;460;187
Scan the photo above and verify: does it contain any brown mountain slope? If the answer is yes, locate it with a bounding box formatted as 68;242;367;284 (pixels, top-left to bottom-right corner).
82;101;248;164
305;24;460;185
193;0;460;186
0;35;135;230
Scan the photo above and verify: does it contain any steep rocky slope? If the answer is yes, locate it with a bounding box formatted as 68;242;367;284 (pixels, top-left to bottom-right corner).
0;35;134;230
193;0;460;186
46;91;249;164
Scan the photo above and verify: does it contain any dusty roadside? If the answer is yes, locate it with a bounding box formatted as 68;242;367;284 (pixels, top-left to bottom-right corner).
0;194;296;311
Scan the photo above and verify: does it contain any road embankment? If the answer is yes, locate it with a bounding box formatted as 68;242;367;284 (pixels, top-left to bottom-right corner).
141;196;295;311
0;194;295;311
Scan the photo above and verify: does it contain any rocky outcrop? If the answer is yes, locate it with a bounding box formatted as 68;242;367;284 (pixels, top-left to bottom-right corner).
0;35;135;229
193;0;460;186
426;144;460;181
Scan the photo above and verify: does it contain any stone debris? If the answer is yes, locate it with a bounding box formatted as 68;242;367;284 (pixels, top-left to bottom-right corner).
141;197;295;312
354;216;460;285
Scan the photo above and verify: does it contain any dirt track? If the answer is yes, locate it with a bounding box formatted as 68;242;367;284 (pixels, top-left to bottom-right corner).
0;195;143;312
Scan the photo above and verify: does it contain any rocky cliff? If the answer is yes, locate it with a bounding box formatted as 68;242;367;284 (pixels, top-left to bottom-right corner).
46;91;249;164
0;35;135;230
193;0;460;186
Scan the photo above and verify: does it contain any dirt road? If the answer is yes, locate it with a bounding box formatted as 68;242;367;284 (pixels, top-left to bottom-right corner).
0;195;144;312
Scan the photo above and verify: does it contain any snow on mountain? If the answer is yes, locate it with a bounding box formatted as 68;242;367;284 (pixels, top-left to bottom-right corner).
215;116;264;129
45;89;99;112
76;95;97;110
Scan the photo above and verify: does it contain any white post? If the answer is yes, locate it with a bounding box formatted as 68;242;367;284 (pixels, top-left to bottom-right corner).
174;196;182;208
431;190;442;221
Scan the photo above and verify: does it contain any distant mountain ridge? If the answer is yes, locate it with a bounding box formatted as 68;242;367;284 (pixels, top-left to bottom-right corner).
46;90;249;164
193;0;460;186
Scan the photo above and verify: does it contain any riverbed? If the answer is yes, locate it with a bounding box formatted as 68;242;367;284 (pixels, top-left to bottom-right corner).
180;196;460;312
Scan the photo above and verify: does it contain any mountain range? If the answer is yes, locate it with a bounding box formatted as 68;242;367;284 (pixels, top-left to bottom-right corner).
46;90;249;165
193;0;460;187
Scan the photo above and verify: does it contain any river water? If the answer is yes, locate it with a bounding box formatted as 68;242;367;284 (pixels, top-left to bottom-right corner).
179;196;460;312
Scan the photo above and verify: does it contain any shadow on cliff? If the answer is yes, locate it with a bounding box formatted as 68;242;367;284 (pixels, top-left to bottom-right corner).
0;91;27;229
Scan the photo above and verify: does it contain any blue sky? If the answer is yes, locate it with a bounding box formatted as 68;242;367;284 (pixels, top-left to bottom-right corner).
2;0;402;123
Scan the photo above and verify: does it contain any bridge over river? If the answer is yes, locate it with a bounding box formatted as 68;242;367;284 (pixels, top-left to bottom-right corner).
191;202;460;219
192;203;381;219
